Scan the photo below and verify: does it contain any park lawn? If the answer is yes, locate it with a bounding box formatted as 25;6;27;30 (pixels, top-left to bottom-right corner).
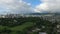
10;22;34;31
0;25;9;30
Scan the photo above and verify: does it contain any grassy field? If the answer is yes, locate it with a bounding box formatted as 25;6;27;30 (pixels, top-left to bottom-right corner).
10;22;34;31
0;22;34;34
0;22;33;31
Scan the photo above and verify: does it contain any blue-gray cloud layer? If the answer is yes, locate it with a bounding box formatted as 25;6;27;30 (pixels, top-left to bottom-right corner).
0;0;34;14
35;0;60;13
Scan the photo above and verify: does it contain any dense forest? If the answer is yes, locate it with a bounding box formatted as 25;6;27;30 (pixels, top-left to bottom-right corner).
0;17;57;34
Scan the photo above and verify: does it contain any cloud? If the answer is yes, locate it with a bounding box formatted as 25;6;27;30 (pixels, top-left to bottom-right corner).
0;0;34;14
35;0;60;13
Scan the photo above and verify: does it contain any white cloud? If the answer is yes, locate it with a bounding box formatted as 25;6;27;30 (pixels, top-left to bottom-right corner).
35;0;60;13
0;0;34;14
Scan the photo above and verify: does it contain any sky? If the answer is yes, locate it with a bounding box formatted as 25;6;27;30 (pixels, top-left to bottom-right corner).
23;0;41;7
0;0;60;14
